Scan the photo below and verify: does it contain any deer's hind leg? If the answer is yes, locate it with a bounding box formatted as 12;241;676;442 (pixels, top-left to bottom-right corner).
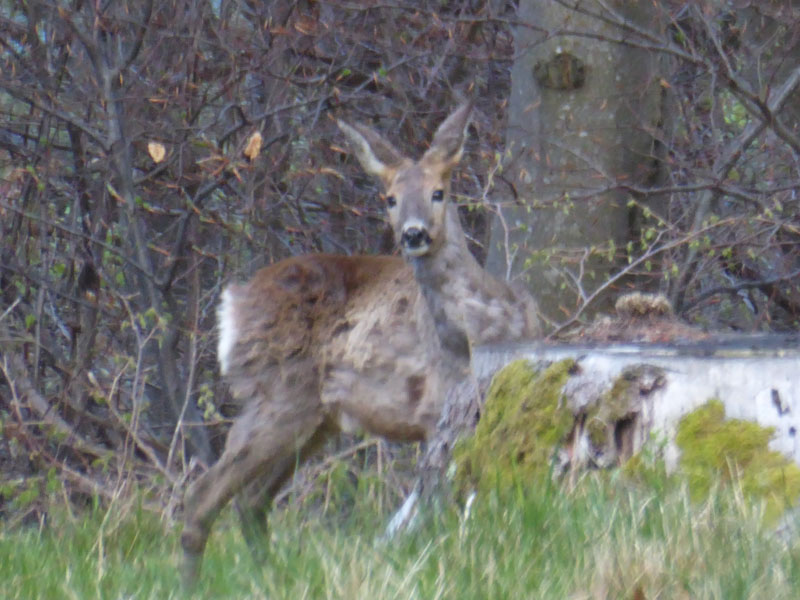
181;372;326;586
233;422;332;563
232;458;293;565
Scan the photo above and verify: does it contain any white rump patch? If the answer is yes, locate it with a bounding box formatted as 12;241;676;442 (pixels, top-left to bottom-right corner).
216;287;238;375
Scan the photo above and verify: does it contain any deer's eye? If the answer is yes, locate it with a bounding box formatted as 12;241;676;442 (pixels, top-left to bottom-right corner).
386;196;397;208
431;190;444;203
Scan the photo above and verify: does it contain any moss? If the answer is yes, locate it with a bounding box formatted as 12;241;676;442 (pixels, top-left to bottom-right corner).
585;375;633;449
584;365;663;456
605;374;635;416
452;359;575;495
676;399;800;524
585;421;607;449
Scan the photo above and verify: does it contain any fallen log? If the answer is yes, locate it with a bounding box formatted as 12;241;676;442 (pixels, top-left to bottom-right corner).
388;333;800;534
473;333;800;468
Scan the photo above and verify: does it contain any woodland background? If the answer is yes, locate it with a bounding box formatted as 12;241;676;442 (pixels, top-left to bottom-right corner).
1;0;799;524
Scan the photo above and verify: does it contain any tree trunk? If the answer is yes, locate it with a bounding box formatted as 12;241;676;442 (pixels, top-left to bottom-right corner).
486;0;668;323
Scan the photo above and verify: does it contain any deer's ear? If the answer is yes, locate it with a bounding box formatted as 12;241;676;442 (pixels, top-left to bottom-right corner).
338;120;406;187
422;103;473;171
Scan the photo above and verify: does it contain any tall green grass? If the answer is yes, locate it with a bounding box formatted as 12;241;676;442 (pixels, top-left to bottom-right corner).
1;470;798;599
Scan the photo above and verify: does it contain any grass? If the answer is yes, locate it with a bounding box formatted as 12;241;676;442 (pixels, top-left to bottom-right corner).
1;469;799;599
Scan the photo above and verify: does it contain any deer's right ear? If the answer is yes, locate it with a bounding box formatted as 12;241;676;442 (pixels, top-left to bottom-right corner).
422;103;472;171
338;120;404;187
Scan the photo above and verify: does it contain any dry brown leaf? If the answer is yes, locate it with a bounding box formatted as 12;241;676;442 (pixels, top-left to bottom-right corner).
318;167;344;179
244;131;263;161
147;142;166;163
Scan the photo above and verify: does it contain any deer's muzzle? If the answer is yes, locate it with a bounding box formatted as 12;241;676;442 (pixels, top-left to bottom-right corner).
401;226;432;256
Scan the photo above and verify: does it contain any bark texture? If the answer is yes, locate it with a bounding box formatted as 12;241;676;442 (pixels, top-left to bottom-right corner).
487;0;668;320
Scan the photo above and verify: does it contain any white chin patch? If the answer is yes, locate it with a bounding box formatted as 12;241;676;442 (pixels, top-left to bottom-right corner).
216;288;238;375
403;244;430;258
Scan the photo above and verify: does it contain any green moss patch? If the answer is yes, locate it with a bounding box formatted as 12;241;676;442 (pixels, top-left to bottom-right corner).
585;369;634;450
452;359;575;495
586;365;665;456
676;399;800;524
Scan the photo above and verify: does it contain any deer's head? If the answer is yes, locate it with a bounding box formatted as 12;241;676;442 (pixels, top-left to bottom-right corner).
338;104;472;258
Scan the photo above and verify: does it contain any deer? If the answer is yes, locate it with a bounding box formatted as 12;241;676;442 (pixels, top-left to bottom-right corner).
180;103;540;585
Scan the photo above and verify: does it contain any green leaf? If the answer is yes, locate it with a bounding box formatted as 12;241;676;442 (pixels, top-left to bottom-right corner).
46;468;62;494
50;262;66;278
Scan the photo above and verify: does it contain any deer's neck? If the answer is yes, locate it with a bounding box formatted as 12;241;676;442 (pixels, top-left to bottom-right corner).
408;206;485;367
412;206;541;348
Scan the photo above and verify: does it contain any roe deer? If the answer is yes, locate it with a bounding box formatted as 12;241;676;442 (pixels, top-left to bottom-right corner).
180;103;540;585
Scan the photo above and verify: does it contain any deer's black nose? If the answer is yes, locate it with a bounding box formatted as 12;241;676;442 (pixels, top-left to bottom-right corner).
401;226;432;251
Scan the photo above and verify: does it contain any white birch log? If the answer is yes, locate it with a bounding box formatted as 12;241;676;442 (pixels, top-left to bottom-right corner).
386;334;800;536
473;335;800;468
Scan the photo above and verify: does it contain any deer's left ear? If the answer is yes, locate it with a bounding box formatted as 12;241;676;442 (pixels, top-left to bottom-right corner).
422;103;473;170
